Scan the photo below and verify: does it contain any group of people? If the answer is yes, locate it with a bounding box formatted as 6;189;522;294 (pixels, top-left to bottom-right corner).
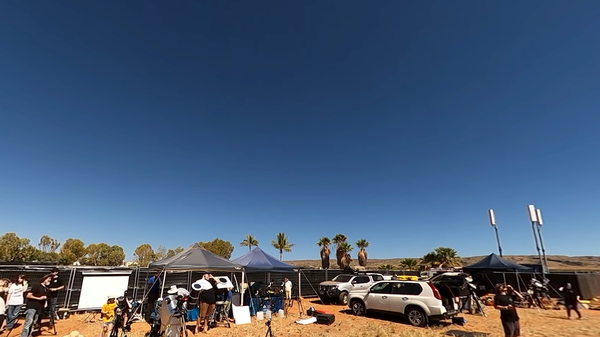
493;282;583;337
0;268;64;337
143;271;234;335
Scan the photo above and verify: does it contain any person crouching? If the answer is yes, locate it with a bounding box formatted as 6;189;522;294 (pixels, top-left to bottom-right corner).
101;295;117;337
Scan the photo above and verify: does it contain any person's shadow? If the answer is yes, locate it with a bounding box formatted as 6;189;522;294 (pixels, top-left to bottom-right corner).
446;330;490;337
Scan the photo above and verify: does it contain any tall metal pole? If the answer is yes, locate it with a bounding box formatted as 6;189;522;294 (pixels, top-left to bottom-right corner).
488;209;503;257
528;205;545;278
493;225;503;257
536;209;548;274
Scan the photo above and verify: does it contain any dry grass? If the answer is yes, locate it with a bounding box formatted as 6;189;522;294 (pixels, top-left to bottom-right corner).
12;298;600;337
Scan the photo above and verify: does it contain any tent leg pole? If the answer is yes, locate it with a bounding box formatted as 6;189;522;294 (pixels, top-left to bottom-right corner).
298;270;301;298
241;270;245;306
160;270;167;299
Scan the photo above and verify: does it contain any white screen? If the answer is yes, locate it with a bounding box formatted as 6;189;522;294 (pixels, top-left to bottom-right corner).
77;273;131;310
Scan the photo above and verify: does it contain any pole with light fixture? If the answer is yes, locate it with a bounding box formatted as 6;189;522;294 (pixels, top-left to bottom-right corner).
527;204;546;276
535;208;548;273
488;209;503;257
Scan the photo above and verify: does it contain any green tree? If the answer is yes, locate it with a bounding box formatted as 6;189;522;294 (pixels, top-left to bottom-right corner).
167;246;184;258
59;238;86;265
154;245;167;261
240;235;259;252
332;234;348;268
355;239;369;267
0;233;34;262
133;244;155;267
200;238;235;259
106;245;125;266
400;258;420;271
433;247;460;268
271;232;294;261
316;237;331;269
38;235;60;253
337;242;353;269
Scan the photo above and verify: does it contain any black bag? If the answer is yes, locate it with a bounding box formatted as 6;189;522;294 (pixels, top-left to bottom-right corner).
316;313;335;325
306;307;316;316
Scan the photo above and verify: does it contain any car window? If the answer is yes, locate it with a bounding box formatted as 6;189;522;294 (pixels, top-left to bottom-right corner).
391;282;423;295
372;275;384;281
370;282;391;294
332;275;353;282
353;276;370;284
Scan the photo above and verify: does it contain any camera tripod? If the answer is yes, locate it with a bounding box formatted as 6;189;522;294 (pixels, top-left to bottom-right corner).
160;309;187;337
462;290;486;317
264;318;274;337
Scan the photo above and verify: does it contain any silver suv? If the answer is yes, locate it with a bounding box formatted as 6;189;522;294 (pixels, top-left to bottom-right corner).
318;273;384;305
348;280;459;327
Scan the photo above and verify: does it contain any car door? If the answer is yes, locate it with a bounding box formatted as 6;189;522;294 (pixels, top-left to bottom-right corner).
365;282;392;312
351;276;371;291
388;282;424;314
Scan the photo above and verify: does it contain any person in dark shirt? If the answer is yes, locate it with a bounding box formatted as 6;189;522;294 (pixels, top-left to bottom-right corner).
47;268;64;324
494;284;523;337
197;274;219;334
20;275;51;337
145;270;161;322
560;283;581;319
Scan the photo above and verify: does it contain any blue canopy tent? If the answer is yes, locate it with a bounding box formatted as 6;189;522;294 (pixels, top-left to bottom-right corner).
232;247;299;308
232;247;298;272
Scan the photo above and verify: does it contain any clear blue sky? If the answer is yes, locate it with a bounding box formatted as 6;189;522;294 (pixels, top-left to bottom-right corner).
1;1;599;262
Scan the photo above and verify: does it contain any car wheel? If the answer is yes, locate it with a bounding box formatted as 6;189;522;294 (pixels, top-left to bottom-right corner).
406;307;427;327
339;292;349;305
351;300;365;316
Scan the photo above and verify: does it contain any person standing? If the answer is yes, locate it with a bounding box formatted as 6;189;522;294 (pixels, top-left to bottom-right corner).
560;283;582;319
145;270;161;322
197;274;219;334
284;278;292;301
494;284;522;337
5;275;26;331
47;268;64;323
20;275;51;337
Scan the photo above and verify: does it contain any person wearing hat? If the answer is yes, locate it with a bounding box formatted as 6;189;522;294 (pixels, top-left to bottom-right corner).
100;295;117;337
47;267;65;323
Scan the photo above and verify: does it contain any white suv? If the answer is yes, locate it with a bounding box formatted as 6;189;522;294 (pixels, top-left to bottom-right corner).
318;273;384;305
348;280;459;327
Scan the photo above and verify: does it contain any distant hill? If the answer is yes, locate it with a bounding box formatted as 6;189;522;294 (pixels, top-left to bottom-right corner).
286;255;600;272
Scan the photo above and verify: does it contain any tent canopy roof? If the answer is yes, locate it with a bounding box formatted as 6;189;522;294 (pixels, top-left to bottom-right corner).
232;247;298;272
463;253;533;272
149;243;242;271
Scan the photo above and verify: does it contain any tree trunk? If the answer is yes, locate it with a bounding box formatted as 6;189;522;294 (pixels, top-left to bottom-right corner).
320;247;330;269
279;250;282;261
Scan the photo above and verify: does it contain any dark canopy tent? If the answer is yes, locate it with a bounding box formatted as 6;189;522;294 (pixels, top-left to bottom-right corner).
149;243;243;298
463;253;533;272
149;243;243;271
232;247;298;272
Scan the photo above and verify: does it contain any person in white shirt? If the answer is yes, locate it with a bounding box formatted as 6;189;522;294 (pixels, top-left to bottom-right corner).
5;275;26;330
284;278;293;300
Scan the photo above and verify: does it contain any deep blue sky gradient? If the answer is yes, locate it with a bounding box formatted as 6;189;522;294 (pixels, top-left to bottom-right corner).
1;1;599;261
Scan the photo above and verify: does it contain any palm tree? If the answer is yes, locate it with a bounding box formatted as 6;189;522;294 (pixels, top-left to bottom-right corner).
316;237;331;269
434;247;460;268
421;252;438;270
379;264;395;271
332;233;348;268
355;239;369;267
271;232;294;261
240;234;259;252
338;242;353;269
400;258;420;271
